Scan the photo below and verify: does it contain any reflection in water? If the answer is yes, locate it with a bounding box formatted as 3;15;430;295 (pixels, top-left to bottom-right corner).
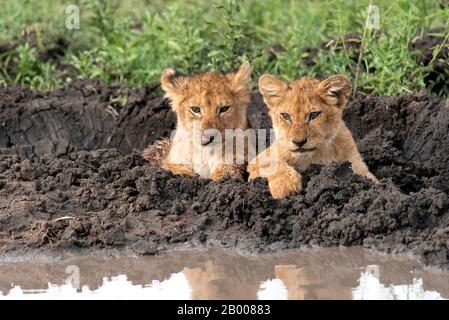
2;273;192;300
271;265;353;299
353;266;443;300
0;248;447;300
257;279;288;300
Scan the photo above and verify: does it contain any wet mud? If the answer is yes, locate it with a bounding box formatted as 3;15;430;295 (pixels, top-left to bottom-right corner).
0;80;448;268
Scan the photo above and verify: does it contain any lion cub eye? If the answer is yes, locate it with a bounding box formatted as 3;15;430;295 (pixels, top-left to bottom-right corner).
308;111;321;122
190;106;201;115
280;113;292;123
219;106;231;115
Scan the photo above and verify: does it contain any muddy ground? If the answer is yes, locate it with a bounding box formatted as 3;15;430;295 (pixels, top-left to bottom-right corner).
0;79;449;268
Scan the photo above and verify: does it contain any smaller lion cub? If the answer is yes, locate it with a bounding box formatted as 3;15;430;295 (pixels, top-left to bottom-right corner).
248;74;377;199
143;62;252;180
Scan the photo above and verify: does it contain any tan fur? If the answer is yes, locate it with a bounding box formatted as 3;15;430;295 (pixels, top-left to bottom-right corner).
248;74;377;199
145;62;252;180
142;138;171;165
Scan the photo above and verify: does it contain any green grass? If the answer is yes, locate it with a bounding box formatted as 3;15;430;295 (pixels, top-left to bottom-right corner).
0;0;448;96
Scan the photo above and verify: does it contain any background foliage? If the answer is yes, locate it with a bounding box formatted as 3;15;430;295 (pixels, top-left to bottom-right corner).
0;0;448;96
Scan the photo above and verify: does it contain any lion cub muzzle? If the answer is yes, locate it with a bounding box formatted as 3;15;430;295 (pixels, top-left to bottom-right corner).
201;128;219;146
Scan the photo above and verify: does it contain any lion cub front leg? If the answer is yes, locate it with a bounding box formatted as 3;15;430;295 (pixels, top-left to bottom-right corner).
267;162;302;199
211;164;245;181
249;159;301;199
351;160;379;183
162;163;195;177
248;146;301;199
348;151;379;183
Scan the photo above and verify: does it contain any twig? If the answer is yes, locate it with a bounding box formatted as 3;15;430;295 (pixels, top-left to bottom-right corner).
51;216;75;223
337;17;355;75
341;34;355;75
428;31;449;67
353;0;373;98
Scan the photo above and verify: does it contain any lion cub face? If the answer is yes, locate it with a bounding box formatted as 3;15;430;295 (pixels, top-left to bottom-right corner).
259;75;351;156
161;63;251;146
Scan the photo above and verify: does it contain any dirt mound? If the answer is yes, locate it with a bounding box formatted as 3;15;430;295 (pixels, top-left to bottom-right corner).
0;81;448;268
0;79;175;156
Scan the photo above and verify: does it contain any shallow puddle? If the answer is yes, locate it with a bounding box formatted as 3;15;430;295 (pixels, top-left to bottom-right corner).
0;247;448;300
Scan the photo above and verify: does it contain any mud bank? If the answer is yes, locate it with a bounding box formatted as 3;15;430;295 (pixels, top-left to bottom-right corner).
0;81;448;268
0;80;174;155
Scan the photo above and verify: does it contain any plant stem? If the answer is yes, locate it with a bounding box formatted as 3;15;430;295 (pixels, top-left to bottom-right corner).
353;0;373;98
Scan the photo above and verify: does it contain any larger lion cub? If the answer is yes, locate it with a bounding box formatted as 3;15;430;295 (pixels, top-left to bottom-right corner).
248;74;377;198
143;62;252;180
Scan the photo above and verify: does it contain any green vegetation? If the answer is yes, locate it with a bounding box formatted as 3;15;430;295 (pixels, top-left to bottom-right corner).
0;0;448;96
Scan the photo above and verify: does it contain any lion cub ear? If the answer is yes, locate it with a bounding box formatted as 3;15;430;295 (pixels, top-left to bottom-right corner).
318;75;351;109
258;74;288;109
227;62;252;105
160;68;188;101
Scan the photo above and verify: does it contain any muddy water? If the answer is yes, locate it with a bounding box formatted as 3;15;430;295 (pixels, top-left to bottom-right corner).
0;247;448;300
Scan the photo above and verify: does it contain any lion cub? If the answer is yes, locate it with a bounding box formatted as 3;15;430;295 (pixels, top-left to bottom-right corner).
248;74;377;198
143;62;252;180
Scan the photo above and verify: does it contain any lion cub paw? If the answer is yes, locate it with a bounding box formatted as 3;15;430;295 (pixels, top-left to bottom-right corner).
211;164;245;181
267;165;302;199
366;171;379;184
163;163;195;177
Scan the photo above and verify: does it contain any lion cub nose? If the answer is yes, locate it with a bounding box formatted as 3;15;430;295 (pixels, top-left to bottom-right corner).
292;138;308;147
201;132;216;146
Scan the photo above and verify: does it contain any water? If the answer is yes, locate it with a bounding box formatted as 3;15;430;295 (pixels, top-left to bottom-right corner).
0;247;448;300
